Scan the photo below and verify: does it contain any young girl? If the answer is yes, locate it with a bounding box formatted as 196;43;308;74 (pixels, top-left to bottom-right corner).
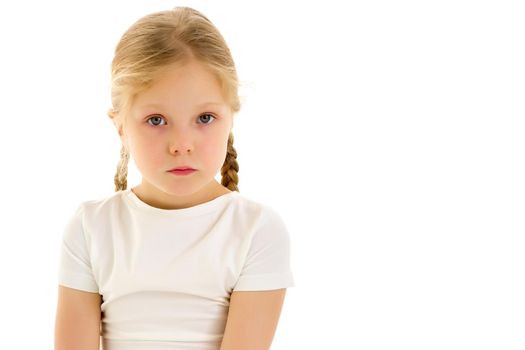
54;7;294;350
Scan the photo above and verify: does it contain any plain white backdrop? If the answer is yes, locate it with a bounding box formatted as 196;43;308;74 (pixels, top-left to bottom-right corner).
0;0;524;348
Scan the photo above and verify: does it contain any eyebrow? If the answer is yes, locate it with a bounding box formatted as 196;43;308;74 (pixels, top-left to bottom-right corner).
199;102;225;107
140;102;226;109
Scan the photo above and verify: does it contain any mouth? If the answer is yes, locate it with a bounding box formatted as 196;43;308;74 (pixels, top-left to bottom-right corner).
168;168;197;176
168;167;196;171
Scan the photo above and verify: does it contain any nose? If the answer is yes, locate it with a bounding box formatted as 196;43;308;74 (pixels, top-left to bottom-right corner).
168;126;194;154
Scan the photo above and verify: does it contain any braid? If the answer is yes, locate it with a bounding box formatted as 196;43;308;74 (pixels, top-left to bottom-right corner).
114;144;129;192
221;132;240;192
113;135;238;192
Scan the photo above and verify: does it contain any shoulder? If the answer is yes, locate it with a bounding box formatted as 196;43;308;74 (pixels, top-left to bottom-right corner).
230;192;287;228
63;191;129;235
230;193;290;249
76;190;127;217
64;190;121;221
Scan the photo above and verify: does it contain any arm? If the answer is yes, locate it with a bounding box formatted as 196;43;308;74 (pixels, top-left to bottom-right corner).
54;285;102;350
219;288;287;350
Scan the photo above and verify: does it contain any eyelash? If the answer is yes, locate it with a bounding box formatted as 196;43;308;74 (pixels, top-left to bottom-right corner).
146;114;216;127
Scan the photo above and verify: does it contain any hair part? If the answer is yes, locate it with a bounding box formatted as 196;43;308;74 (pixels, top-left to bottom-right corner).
109;6;240;193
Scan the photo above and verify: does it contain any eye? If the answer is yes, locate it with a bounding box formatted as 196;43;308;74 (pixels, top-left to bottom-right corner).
198;113;216;125
146;115;166;126
146;113;216;127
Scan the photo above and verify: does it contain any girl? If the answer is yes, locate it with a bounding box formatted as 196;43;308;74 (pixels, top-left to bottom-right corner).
54;6;294;350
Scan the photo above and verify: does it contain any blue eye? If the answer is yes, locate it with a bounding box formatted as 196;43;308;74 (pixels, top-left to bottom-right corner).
147;115;166;126
146;114;216;126
198;114;216;125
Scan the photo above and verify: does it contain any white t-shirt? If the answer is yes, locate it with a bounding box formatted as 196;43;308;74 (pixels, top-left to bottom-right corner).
57;188;294;350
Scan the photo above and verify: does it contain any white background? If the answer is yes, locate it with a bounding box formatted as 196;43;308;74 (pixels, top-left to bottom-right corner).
0;0;524;349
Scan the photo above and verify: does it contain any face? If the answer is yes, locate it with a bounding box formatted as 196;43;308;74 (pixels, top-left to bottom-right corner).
116;60;233;208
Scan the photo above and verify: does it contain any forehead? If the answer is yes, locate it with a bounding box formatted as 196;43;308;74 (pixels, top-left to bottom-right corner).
143;61;224;98
132;61;229;111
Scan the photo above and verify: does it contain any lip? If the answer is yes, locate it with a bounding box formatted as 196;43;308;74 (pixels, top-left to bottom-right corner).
168;166;196;171
168;169;197;176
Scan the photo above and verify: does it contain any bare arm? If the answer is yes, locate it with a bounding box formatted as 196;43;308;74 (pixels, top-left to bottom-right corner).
219;288;287;350
54;285;102;350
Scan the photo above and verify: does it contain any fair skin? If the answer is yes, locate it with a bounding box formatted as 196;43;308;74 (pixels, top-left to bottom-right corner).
55;59;287;349
110;60;287;348
54;286;102;349
109;59;233;210
220;288;287;350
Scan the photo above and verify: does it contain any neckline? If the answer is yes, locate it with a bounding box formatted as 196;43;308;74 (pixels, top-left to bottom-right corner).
122;188;238;217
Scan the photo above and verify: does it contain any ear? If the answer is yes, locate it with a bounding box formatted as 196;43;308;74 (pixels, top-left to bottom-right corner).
107;108;116;120
107;108;125;139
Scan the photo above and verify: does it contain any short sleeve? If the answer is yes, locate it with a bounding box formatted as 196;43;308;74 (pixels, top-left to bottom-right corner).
233;207;295;291
57;204;99;293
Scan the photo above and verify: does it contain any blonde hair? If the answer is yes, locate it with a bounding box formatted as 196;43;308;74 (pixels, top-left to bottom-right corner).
109;6;240;193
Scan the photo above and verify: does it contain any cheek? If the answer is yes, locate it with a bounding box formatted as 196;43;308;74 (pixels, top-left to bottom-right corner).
130;135;164;164
200;136;228;162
